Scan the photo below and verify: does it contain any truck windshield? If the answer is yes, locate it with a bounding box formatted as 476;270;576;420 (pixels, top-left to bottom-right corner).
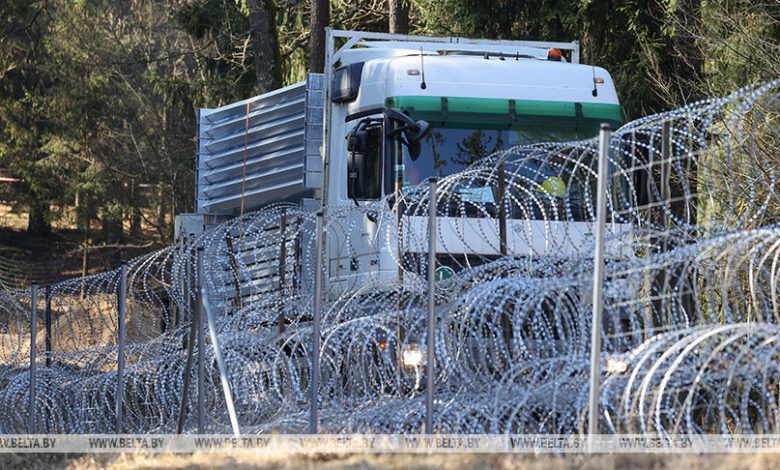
387;96;626;221
388;95;623;187
399;126;598;187
395;123;627;222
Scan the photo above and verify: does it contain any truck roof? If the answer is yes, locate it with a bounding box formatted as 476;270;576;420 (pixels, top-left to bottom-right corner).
351;54;620;116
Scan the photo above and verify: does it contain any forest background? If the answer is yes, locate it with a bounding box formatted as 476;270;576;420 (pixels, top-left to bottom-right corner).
0;0;778;283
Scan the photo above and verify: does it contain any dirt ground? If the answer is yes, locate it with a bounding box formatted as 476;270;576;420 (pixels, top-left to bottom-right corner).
0;218;163;288
2;452;780;470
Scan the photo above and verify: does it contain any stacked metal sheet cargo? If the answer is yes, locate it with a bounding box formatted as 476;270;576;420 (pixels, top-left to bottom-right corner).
196;73;324;215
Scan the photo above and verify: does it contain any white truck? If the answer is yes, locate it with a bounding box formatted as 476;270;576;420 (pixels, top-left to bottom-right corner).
182;29;631;299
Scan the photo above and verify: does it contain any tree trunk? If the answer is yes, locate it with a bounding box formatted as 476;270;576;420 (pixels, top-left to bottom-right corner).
27;196;51;237
129;180;142;238
247;0;283;93
81;219;89;299
26;107;51;237
389;0;409;34
670;0;704;103
101;204;124;244
309;0;329;73
157;184;166;236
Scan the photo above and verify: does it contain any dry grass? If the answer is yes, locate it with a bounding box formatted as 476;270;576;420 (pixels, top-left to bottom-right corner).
0;292;163;365
0;204;78;232
0;204;28;231
2;452;780;470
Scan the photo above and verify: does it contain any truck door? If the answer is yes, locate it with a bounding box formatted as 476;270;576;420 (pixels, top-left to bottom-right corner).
328;118;385;294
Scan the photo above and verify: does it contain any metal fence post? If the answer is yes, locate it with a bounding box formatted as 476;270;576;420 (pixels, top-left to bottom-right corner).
497;163;508;257
28;282;38;434
115;262;127;434
278;208;287;334
45;285;51;368
201;289;241;436
588;123;611;452
310;211;324;434
196;247;205;434
176;235;187;329
177;249;198;434
426;179;437;434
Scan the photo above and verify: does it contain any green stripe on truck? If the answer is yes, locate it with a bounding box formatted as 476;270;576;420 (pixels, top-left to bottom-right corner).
385;96;624;127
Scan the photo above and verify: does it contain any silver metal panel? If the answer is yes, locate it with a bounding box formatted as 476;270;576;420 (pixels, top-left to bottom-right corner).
304;74;325;189
197;74;325;215
210;220;300;311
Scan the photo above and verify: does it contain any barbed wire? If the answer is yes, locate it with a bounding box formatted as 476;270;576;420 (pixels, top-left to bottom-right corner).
1;79;779;435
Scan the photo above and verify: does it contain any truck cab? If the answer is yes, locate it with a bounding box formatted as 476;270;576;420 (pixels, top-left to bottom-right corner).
321;30;630;291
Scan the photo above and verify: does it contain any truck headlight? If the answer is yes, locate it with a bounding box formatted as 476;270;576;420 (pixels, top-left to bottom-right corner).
605;356;628;374
401;343;425;368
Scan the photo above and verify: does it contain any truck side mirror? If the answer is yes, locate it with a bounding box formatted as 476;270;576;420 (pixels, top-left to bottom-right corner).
383;109;431;162
347;120;382;200
407;120;431;143
406;120;430;161
347;132;367;199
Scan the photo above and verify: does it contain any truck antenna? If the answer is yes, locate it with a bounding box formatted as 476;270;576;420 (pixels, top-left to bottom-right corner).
420;47;427;90
591;65;598;97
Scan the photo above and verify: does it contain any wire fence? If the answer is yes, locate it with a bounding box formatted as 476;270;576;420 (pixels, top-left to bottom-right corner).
1;80;779;435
